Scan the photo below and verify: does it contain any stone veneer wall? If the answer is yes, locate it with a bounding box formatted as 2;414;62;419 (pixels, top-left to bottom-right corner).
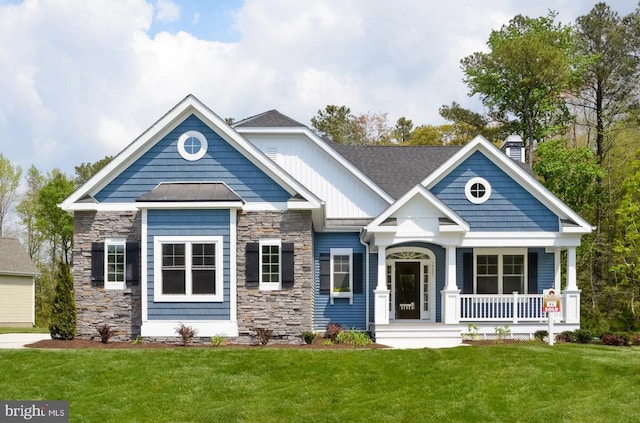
236;210;314;344
73;210;142;341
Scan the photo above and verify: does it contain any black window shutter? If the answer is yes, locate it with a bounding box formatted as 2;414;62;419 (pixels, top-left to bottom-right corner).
319;253;330;294
282;243;295;288
91;242;105;287
126;241;140;286
462;252;473;294
528;252;538;294
353;253;363;294
246;243;259;288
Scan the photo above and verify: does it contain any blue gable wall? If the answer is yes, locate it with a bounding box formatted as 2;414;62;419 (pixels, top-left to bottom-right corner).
146;209;230;320
314;232;367;330
431;151;558;231
95;115;290;203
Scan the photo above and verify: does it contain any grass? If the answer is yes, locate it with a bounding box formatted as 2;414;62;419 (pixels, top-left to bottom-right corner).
0;326;49;334
1;343;639;422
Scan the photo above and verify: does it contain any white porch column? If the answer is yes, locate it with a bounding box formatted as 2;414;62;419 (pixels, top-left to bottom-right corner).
374;246;389;325
441;245;460;324
554;248;562;291
563;246;581;324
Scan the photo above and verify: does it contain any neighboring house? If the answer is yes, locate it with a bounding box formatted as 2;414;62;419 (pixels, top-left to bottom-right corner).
60;95;592;347
0;238;39;327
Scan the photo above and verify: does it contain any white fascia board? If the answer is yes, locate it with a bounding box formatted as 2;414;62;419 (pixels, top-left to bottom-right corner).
237;126;395;205
460;232;583;248
420;135;593;234
60;95;321;211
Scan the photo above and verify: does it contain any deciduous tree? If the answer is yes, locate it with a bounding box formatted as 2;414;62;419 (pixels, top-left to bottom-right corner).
0;154;22;237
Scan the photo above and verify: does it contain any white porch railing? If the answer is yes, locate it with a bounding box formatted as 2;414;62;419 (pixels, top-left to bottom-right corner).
459;293;545;323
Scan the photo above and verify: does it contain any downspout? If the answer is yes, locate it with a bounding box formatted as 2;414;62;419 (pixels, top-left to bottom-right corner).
359;228;371;331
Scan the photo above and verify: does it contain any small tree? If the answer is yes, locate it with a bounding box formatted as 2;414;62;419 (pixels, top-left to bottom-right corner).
49;260;76;340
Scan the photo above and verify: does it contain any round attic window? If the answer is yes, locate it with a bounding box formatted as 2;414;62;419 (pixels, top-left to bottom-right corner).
465;177;491;204
178;131;208;161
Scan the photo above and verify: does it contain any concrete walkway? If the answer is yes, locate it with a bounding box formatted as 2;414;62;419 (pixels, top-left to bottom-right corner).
0;333;51;349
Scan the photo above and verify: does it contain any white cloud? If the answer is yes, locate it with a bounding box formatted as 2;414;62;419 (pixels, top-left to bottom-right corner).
0;0;637;178
155;0;180;23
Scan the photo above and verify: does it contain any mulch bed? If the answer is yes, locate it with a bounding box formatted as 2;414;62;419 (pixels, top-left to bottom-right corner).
27;338;389;350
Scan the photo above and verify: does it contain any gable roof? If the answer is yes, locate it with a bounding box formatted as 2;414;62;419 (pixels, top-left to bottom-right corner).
234;110;306;128
136;182;243;203
60;95;322;211
0;238;39;276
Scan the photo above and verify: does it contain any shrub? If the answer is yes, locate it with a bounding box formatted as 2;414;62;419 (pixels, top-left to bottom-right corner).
300;331;316;345
574;329;593;344
494;325;510;343
465;323;480;340
210;335;225;347
131;335;142;345
335;329;373;347
49;260;77;340
556;330;576;343
96;324;115;344
256;328;273;345
534;330;548;342
601;333;627;346
325;322;344;342
174;323;197;346
629;333;640;346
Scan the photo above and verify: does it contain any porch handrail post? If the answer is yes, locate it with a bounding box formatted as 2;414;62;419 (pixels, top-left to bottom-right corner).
562;246;581;324
374;245;389;325
441;245;460;324
512;292;518;324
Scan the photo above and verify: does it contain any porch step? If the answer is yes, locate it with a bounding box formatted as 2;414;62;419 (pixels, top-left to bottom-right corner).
373;323;463;349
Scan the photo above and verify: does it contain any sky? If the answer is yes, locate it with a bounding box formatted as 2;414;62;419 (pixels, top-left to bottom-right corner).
0;0;637;177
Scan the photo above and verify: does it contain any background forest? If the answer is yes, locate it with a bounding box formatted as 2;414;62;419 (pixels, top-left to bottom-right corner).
0;2;638;334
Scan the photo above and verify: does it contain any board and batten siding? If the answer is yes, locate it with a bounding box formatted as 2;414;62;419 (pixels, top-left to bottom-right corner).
313;232;367;330
246;133;388;218
146;209;230;321
431;151;558;232
95;115;290;203
0;275;34;326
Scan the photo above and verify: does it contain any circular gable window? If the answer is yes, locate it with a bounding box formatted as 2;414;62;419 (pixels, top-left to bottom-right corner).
178;131;208;161
465;177;491;204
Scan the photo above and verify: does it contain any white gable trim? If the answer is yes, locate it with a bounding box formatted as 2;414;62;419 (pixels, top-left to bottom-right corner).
366;184;469;234
60;95;321;211
420;135;593;234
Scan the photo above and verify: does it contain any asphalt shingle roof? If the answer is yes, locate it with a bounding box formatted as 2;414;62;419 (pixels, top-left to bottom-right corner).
233;110;306;128
0;238;39;276
136;182;243;202
331;143;464;199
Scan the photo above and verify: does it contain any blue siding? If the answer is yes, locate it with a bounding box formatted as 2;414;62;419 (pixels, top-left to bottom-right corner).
95;115;290;203
146;209;231;320
431;151;558;231
314;232;367;330
457;247;555;294
534;248;555;292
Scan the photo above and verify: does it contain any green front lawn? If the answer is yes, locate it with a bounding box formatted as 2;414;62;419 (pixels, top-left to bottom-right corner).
1;343;638;422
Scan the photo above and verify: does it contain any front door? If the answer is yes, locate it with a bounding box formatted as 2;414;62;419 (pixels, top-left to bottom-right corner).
395;262;420;319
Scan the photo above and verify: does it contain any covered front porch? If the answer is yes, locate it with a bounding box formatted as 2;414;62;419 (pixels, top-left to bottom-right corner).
370;243;581;348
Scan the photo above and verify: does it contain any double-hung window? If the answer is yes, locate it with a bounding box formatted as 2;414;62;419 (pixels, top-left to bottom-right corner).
105;238;126;290
154;236;223;302
474;249;526;294
259;239;281;291
331;248;353;303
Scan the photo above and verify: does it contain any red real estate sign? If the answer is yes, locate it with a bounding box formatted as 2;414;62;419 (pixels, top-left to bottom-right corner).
543;289;561;313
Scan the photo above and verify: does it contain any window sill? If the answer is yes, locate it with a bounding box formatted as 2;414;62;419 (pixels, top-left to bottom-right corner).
154;294;223;302
330;291;353;305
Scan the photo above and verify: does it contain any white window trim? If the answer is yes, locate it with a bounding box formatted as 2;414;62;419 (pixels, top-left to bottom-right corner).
105;238;126;290
330;248;353;304
473;248;527;294
177;130;208;161
153;235;224;302
465;177;491;204
259;238;281;291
